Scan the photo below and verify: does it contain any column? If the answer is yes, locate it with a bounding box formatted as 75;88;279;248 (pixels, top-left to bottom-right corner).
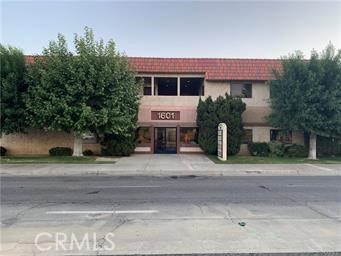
177;77;180;96
150;126;154;154
151;76;154;96
176;125;181;154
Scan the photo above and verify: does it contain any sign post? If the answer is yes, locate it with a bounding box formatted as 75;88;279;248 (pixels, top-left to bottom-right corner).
217;123;227;161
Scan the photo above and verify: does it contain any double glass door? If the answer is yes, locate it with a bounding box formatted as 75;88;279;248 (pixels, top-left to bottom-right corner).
154;127;177;154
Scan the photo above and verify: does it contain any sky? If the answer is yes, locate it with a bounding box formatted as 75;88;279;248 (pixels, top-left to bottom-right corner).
1;1;340;58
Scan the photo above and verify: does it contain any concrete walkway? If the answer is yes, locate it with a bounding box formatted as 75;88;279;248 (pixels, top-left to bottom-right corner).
1;154;341;176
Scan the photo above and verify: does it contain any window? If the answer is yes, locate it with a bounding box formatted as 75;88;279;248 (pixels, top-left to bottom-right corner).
82;134;97;144
137;77;152;96
136;127;151;145
242;129;253;144
270;129;292;143
231;83;252;98
155;77;177;96
180;78;204;96
180;127;198;145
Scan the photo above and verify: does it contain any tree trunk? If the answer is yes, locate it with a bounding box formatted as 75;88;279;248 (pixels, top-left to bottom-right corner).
308;133;317;160
72;133;83;157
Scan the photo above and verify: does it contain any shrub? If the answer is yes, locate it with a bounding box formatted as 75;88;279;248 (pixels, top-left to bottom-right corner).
197;94;246;155
286;144;307;158
83;149;94;156
317;136;341;156
49;147;73;156
101;133;135;156
0;146;7;156
248;142;270;156
268;141;285;157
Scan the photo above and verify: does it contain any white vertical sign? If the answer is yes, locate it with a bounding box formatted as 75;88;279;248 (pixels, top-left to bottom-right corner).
217;123;227;161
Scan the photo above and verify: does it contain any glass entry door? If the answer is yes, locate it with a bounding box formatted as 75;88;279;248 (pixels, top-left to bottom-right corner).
154;127;177;154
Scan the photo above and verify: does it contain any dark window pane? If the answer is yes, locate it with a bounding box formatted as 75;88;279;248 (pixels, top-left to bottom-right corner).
180;127;198;145
180;78;204;96
136;127;151;145
270;129;292;143
231;83;252;98
143;86;151;95
242;129;253;144
137;77;152;96
156;77;177;96
82;134;97;144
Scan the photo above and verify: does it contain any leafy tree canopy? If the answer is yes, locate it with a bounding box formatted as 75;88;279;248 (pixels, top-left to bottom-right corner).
26;27;140;155
0;45;28;134
268;44;341;138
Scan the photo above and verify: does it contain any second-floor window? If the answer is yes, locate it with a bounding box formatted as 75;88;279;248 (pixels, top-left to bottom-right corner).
136;77;152;96
231;82;252;98
180;78;204;96
155;77;177;96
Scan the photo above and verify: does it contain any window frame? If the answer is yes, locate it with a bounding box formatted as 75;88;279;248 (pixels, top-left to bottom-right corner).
270;129;292;143
241;129;253;144
180;127;199;146
180;77;204;96
135;127;152;146
230;82;252;98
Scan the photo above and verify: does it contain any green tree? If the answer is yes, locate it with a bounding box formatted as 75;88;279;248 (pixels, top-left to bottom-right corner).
0;45;28;134
26;27;140;156
268;44;341;159
197;94;246;155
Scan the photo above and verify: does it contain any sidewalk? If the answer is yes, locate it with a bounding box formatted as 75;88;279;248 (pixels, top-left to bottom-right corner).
1;154;341;176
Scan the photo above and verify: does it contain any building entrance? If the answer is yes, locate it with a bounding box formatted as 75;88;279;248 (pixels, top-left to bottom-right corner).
154;127;177;153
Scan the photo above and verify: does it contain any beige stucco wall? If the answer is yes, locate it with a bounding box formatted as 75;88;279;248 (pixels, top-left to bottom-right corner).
0;129;101;155
141;96;200;106
241;82;270;107
139;80;271;126
204;81;229;99
251;127;272;142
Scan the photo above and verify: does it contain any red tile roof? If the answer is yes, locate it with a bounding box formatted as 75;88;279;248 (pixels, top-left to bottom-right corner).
25;56;282;81
129;57;281;81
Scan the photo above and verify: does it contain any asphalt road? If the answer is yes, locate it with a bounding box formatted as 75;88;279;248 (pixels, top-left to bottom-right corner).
1;175;341;255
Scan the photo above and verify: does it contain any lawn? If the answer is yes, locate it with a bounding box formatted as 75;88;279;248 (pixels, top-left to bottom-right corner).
208;155;341;164
0;155;116;164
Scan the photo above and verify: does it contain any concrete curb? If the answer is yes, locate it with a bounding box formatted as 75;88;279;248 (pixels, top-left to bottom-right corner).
1;166;341;177
108;253;340;256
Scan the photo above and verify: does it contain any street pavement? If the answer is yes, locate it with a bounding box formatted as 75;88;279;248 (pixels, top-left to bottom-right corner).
1;175;341;255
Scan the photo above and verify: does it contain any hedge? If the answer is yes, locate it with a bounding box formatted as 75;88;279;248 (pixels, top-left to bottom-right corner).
49;147;73;156
248;142;270;156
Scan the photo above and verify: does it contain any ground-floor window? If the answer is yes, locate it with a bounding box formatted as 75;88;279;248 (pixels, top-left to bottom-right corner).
242;129;253;144
180;127;198;145
270;129;292;143
82;134;97;144
136;127;151;145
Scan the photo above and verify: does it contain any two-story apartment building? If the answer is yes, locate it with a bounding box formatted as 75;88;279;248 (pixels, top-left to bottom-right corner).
131;57;304;155
1;57;305;155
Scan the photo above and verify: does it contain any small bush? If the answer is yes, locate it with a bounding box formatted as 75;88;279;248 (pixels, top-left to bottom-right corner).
317;136;341;157
248;142;270;156
286;144;307;158
83;149;94;156
101;133;135;156
0;146;7;156
268;141;285;157
49;147;73;156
